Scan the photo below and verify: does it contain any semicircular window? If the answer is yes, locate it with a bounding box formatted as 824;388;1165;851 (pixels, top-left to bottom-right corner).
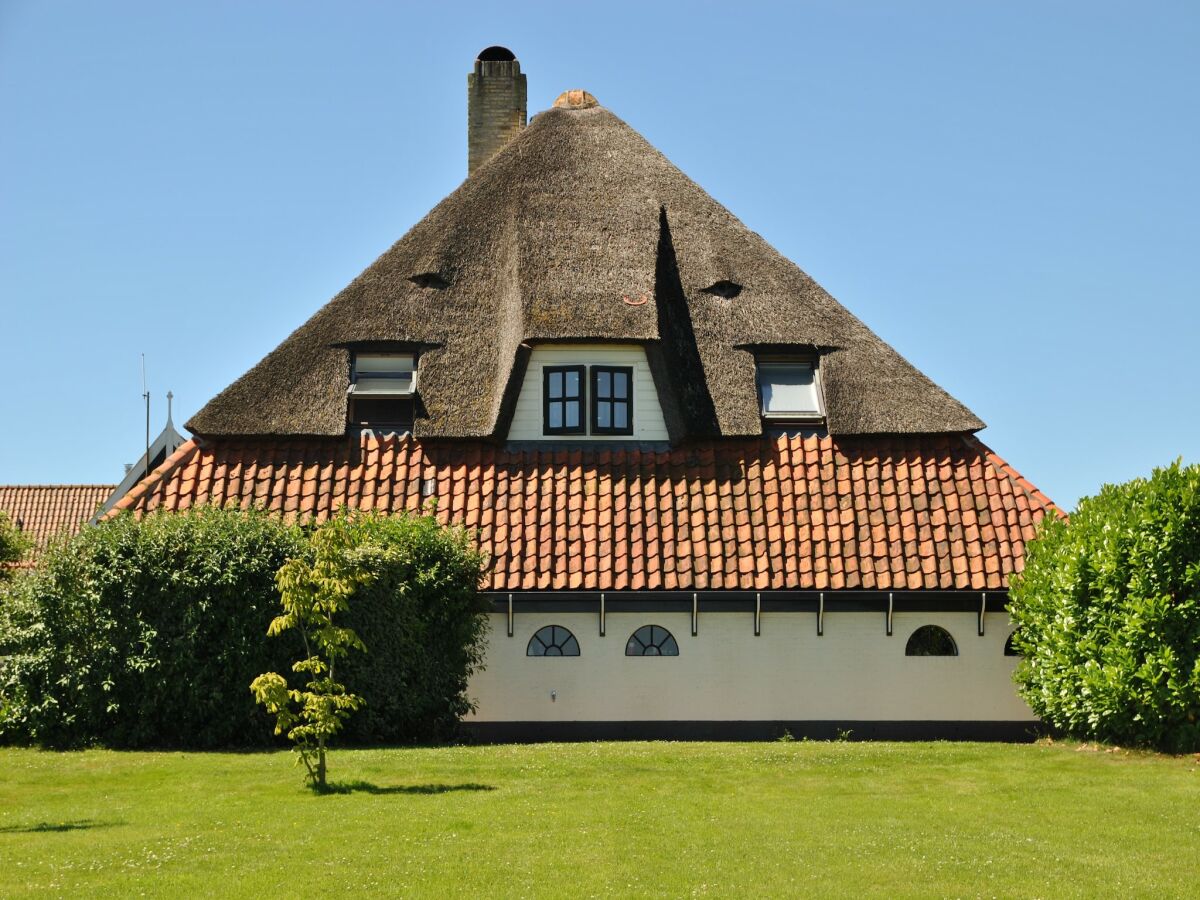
905;625;958;657
701;280;742;299
1004;632;1021;657
626;625;679;657
526;625;580;657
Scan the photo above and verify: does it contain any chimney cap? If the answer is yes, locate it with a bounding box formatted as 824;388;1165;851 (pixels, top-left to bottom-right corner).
477;45;516;62
553;89;599;110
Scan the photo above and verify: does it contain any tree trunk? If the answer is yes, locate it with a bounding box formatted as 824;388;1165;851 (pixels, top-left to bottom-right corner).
317;737;327;790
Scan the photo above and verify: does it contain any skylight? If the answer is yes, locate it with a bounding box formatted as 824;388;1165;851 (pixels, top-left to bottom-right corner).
757;360;823;420
349;354;416;397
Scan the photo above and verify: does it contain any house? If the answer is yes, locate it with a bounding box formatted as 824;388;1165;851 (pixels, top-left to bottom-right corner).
0;484;114;563
108;48;1059;740
92;395;187;523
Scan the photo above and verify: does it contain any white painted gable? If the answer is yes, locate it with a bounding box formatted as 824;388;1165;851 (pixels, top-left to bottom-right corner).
507;344;669;442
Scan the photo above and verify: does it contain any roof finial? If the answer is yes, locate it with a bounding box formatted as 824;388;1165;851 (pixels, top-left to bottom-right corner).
166;390;174;425
553;89;598;110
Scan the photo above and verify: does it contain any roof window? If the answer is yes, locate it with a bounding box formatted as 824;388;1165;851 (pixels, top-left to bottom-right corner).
349;353;416;398
756;359;823;421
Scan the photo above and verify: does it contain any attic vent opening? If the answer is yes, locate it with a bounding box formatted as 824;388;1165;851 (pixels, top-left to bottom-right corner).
477;45;516;62
701;280;742;300
409;273;450;290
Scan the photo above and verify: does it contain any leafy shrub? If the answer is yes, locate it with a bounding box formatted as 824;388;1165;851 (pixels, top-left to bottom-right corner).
0;507;303;748
335;511;489;745
1009;460;1200;752
0;510;31;576
0;506;488;750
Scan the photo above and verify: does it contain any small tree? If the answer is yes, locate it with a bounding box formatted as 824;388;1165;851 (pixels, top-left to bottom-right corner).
0;511;31;578
1009;460;1200;752
251;515;374;790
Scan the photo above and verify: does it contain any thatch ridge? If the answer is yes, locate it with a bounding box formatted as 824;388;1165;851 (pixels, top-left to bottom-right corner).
188;103;983;439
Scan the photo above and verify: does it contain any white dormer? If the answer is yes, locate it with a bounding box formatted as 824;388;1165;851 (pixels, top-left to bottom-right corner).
508;344;669;441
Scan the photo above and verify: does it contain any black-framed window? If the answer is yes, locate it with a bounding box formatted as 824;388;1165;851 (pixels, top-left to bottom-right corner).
905;625;958;657
543;366;585;435
590;366;633;436
625;625;679;657
527;625;581;657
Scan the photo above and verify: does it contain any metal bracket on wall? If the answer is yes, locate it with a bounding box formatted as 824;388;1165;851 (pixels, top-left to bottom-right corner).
599;593;606;637
978;592;987;637
691;592;698;636
754;593;762;637
817;592;824;636
507;593;514;638
886;592;894;636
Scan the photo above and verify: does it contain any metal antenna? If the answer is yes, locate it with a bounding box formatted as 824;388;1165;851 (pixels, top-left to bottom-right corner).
142;354;151;481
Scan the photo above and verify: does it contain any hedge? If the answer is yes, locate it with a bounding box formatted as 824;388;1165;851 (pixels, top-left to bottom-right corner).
0;506;488;749
1009;460;1200;752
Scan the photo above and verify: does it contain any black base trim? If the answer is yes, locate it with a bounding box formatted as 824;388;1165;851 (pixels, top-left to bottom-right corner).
459;720;1046;744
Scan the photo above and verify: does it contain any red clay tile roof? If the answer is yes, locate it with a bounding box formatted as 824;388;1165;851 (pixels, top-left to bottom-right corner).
0;484;114;555
108;434;1058;592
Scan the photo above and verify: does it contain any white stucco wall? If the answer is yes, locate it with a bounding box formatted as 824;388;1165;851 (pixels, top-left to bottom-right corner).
467;611;1034;722
507;344;669;442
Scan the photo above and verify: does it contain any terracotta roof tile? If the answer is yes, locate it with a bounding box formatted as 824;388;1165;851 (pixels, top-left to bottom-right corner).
106;434;1059;592
0;484;115;555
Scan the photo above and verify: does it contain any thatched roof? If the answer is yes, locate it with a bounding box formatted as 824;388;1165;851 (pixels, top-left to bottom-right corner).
188;101;983;440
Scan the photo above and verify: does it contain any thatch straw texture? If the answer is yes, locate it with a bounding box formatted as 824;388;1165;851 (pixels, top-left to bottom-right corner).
188;104;983;439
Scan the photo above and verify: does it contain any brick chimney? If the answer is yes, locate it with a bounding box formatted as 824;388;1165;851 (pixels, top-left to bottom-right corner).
467;46;527;175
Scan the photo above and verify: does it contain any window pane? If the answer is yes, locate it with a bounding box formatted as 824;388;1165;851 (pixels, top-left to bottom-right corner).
565;370;579;397
597;370;611;398
528;638;546;657
761;364;820;414
614;371;628;398
614;403;628;429
549;403;563;429
597;402;611;429
563;635;580;656
565;401;580;428
549;371;563;399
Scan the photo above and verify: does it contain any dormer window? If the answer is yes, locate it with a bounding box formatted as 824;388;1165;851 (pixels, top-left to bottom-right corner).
543;365;585;435
348;353;416;431
756;359;823;421
350;354;416;397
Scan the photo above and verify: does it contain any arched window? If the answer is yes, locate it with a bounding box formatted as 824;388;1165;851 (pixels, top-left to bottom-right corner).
626;625;679;657
1004;632;1021;657
905;625;958;657
526;625;580;657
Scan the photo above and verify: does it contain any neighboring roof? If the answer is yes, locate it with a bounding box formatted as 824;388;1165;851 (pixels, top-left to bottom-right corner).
0;485;114;555
92;414;187;523
109;434;1057;592
188;102;984;441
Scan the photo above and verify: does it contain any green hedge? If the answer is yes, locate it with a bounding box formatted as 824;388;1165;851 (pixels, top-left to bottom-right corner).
1009;460;1200;752
0;508;303;748
0;507;489;749
336;512;489;744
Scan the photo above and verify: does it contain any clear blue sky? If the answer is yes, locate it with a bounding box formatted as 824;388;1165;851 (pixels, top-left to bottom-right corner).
1;1;1196;510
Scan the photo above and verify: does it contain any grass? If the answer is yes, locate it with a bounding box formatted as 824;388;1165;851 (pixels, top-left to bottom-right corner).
1;741;1197;898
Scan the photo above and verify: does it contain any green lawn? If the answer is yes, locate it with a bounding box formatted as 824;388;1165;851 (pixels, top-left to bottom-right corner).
1;741;1196;898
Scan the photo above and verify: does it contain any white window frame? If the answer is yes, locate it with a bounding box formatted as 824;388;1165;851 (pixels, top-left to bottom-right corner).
756;358;825;421
348;353;417;398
